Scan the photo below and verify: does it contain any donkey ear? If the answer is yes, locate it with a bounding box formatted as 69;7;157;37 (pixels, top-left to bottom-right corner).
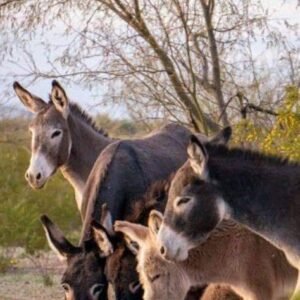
100;203;114;236
40;215;80;261
114;221;148;255
187;135;209;180
13;82;47;113
51;80;69;118
210;127;232;145
148;210;163;236
91;220;114;257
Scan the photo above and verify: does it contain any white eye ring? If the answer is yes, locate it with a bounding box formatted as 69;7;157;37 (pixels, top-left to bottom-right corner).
175;196;192;207
51;129;62;139
90;283;105;298
149;274;161;283
61;282;70;292
129;281;141;293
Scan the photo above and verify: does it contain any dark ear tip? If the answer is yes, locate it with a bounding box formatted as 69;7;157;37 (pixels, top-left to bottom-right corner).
13;81;21;89
91;219;101;229
190;134;201;145
52;80;60;88
40;214;51;225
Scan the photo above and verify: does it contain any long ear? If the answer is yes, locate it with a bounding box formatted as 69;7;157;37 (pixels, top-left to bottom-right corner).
148;210;163;236
114;220;148;255
13;82;47;113
40;215;80;261
210;127;232;145
91;220;114;257
187;135;209;180
51;80;69;118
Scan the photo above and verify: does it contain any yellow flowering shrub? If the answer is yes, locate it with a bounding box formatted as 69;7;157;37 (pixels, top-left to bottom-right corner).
233;86;300;161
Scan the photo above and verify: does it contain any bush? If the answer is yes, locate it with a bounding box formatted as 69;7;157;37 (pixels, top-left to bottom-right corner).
233;86;300;160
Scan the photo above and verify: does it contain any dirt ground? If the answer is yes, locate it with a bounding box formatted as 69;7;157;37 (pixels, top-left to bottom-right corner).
0;251;64;300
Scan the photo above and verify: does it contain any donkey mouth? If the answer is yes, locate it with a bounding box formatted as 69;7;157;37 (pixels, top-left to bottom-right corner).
28;169;56;190
29;181;46;190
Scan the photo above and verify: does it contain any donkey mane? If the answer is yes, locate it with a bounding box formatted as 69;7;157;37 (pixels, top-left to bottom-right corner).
69;102;108;137
47;97;108;137
206;143;299;167
80;141;124;242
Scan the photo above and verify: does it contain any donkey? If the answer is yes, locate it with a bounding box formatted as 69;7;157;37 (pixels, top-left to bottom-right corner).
115;210;298;300
13;81;112;210
41;122;199;300
41;179;241;300
157;127;300;275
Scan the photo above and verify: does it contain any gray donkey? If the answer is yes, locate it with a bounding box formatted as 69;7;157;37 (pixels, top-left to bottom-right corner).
13;81;112;210
157;127;300;291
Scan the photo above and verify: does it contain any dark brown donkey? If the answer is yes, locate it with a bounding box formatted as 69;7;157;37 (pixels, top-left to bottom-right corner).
158;128;300;291
13;81;112;210
41;123;197;300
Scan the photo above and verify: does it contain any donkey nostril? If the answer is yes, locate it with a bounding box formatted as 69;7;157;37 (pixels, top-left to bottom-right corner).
25;172;29;180
160;246;166;256
36;173;41;180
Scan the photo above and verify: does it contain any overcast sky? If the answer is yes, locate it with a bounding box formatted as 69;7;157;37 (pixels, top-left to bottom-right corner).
1;0;299;118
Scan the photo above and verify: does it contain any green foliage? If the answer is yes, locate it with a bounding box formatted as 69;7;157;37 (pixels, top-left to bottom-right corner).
233;86;300;160
0;122;81;255
95;113;159;138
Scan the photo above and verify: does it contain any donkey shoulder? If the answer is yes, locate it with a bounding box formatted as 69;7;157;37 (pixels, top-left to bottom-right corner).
81;123;192;228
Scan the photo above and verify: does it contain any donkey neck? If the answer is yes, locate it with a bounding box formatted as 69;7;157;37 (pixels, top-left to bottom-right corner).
60;113;112;210
180;223;259;299
207;145;300;254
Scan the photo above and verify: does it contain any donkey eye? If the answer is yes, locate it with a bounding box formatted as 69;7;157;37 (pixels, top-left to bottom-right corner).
176;197;192;207
150;274;161;283
61;283;70;292
129;281;141;293
90;283;105;298
51;130;62;139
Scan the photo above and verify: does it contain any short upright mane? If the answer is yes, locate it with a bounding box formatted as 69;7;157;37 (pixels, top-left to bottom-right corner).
206;143;298;167
48;97;108;137
69;103;108;137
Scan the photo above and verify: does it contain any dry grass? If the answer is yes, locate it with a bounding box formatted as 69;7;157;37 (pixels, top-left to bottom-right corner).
0;250;63;300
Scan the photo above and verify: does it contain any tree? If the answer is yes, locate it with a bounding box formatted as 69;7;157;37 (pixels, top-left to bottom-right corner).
0;0;299;132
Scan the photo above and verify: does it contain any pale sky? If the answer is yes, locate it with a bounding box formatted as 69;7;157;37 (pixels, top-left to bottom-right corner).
0;0;299;118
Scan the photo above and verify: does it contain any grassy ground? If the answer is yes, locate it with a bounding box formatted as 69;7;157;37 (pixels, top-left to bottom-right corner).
0;251;63;300
1;250;300;300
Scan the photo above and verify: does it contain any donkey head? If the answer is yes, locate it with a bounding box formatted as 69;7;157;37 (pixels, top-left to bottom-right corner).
41;209;142;300
41;215;108;300
114;211;189;300
157;127;232;261
13;81;71;189
91;205;143;300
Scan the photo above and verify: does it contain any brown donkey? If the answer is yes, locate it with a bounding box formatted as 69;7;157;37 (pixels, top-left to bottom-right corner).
14;81;112;210
115;206;298;300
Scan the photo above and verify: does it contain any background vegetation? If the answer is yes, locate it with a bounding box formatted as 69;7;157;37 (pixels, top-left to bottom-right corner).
0;0;299;298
